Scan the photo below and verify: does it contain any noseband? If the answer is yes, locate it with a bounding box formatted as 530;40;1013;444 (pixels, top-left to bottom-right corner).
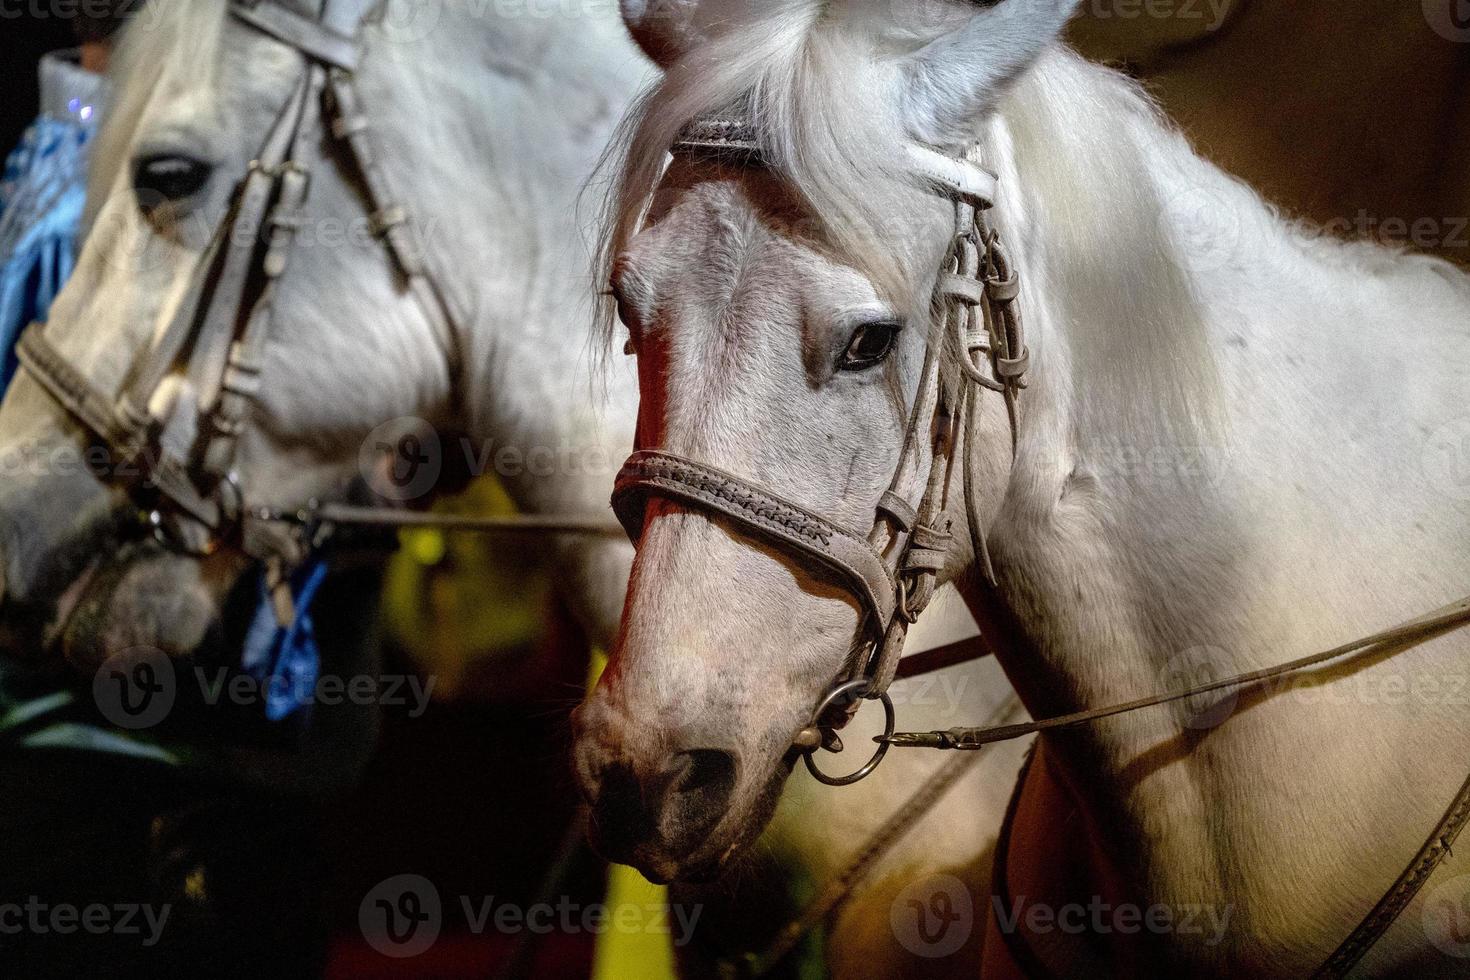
609;115;1029;785
15;0;465;591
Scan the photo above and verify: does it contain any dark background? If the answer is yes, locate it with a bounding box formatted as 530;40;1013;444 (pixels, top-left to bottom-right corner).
2;18;75;154
1;0;137;155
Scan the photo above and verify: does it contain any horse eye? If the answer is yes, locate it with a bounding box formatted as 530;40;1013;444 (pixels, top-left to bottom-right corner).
133;154;214;209
606;282;644;355
839;321;902;372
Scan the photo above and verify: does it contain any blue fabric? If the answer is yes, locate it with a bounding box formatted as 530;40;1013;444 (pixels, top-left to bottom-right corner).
241;560;329;724
0;114;94;394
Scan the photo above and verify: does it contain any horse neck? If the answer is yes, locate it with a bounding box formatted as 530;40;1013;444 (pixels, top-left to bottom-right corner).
963;48;1470;926
364;7;647;515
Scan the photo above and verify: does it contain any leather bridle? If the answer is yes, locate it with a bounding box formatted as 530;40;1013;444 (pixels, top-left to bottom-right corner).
12;0;626;627
610;114;1029;785
607;110;1470;976
19;0;450;577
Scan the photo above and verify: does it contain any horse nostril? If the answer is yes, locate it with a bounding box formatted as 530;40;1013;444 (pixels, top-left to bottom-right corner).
588;762;657;860
649;748;737;852
673;748;736;798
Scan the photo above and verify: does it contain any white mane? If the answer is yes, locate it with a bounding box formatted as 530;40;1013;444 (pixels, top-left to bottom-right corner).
601;4;1226;449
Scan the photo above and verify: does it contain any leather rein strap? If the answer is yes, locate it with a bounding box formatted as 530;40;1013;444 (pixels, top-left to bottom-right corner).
903;594;1470;980
883;595;1470;749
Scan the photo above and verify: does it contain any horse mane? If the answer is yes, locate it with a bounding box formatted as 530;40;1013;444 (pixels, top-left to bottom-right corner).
598;2;1223;446
596;0;914;347
88;0;229;226
992;49;1225;449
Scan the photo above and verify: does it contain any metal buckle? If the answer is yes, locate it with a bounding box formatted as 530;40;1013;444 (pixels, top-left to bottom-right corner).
796;679;895;787
141;472;243;558
896;575;921;625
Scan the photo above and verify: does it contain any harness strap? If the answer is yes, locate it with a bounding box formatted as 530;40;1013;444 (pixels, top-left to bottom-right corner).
324;70;465;391
882;595;1470;749
15;326;136;452
612;450;898;628
118;217;231;418
906;145;999;208
188;73;314;418
202;65;326;483
730;692;1027;978
1313;769;1470;978
269;502;625;537
229;0;361;72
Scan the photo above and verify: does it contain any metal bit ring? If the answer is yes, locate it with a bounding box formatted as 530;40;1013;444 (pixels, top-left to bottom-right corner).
799;679;895;787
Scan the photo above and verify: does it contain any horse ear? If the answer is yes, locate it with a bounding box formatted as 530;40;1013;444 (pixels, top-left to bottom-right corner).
620;0;704;67
898;0;1079;147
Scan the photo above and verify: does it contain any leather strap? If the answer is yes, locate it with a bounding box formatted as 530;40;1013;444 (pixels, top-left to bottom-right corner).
15;325;138;453
187;72;314;417
882;596;1470;749
277;503;624;537
325;70;465;389
1313;769;1470;978
230;0;360;71
672;115;761;160
906;144;999;209
613;450;899;628
729;693;1027;978
670;120;999;211
203;66;325;481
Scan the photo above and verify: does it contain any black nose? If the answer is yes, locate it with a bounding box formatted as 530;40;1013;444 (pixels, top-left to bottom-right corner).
585;748;738;865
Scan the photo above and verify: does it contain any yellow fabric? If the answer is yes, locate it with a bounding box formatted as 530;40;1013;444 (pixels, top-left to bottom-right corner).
382;478;550;695
592;864;678;980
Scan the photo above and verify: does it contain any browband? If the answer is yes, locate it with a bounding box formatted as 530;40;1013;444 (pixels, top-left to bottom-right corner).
671;119;999;210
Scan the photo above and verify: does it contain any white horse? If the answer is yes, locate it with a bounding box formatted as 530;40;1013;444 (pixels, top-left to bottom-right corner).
0;0;1019;972
0;0;646;682
573;0;1470;975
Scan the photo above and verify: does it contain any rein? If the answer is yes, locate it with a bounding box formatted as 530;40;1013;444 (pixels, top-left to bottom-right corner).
882;595;1470;749
610;110;1470;977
